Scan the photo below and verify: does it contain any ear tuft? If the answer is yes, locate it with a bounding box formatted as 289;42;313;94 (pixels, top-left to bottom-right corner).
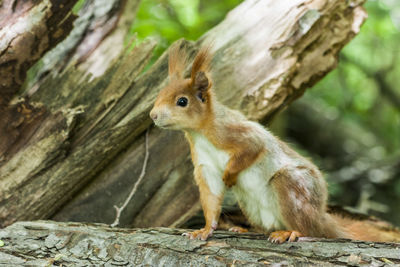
169;43;187;78
193;71;209;91
191;44;213;92
191;44;213;80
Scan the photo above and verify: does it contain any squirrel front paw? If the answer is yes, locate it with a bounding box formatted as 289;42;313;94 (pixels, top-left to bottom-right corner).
182;227;214;241
222;170;238;187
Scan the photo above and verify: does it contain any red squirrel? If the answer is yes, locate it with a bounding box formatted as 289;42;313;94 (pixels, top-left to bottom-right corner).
150;44;400;243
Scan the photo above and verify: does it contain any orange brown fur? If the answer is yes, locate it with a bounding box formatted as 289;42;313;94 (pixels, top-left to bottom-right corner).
201;122;266;187
185;134;222;240
268;230;303;243
190;44;213;79
197;167;222;221
270;167;346;239
330;209;400;242
150;44;399;244
168;43;187;78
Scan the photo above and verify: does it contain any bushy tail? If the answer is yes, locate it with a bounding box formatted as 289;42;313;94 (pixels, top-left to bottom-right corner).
329;206;400;242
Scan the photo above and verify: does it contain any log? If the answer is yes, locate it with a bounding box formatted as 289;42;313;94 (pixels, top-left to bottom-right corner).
0;0;367;228
0;221;399;266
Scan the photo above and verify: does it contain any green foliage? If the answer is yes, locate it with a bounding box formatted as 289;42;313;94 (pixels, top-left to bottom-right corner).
72;0;86;15
308;0;400;155
131;0;243;60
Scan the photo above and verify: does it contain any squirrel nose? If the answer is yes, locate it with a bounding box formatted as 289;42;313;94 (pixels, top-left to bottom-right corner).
150;110;158;121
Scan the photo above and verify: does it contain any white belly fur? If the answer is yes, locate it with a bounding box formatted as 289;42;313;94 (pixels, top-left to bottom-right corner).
191;132;228;197
191;131;286;232
232;161;284;231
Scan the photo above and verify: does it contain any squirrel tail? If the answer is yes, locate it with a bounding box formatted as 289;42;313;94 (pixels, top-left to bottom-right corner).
329;206;400;242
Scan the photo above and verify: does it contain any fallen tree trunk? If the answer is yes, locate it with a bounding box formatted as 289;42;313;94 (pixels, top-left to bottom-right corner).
0;0;367;228
0;221;399;266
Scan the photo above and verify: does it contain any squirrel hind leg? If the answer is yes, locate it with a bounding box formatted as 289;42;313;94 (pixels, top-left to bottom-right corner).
218;212;249;233
270;167;345;239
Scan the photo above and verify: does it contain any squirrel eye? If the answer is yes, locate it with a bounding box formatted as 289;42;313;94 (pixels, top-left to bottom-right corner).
176;97;188;107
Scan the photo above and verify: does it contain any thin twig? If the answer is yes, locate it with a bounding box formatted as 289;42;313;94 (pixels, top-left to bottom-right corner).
111;129;150;227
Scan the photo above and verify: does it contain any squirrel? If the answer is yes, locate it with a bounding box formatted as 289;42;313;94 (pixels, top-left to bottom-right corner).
150;43;400;243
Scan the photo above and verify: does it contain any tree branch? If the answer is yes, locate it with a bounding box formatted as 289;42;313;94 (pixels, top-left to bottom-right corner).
111;128;150;227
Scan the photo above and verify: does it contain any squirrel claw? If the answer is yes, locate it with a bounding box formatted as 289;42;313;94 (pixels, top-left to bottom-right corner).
222;171;238;188
268;230;302;244
223;179;235;188
183;228;214;241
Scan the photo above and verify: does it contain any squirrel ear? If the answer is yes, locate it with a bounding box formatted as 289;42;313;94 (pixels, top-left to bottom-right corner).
168;43;186;78
190;44;213;90
193;71;209;91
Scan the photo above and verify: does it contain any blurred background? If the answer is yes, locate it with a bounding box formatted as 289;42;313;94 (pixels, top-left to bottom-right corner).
130;0;400;225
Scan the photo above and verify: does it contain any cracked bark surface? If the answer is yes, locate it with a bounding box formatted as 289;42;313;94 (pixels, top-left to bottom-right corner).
0;0;78;161
0;0;367;230
0;221;399;266
0;0;77;105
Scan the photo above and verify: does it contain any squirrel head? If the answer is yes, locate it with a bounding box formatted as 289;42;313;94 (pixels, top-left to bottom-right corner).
150;43;213;130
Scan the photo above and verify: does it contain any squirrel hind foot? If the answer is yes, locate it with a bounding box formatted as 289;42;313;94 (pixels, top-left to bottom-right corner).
268;230;303;244
228;226;249;233
182;227;214;241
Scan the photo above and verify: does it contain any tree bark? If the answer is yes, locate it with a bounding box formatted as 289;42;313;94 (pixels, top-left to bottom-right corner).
0;0;78;161
0;0;77;106
0;0;367;228
0;221;399;266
